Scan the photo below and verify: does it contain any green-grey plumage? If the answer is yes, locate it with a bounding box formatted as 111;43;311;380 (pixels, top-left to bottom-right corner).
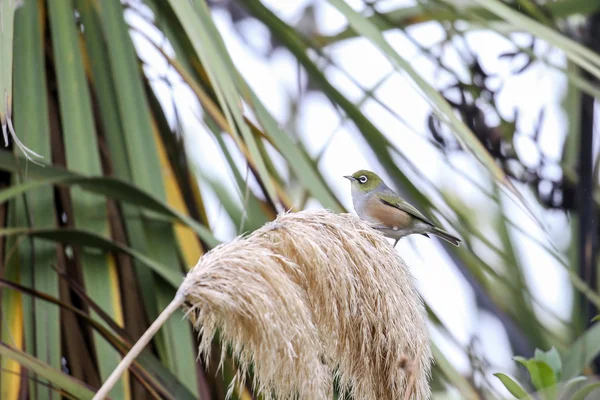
344;170;461;247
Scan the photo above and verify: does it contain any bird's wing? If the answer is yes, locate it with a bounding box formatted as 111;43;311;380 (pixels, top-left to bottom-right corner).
376;193;435;226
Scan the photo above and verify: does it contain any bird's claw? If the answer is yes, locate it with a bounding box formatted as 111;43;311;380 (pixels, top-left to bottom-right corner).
369;224;401;248
371;224;388;231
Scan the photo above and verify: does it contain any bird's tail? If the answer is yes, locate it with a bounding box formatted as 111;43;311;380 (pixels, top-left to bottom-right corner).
432;227;461;246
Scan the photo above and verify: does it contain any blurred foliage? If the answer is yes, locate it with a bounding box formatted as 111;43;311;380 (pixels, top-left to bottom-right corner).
495;345;600;399
1;0;600;399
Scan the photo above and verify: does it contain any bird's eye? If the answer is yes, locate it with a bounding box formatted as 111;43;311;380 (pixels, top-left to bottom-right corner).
358;175;368;184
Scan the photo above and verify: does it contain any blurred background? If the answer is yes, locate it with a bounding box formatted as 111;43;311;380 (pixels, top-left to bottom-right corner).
1;0;600;399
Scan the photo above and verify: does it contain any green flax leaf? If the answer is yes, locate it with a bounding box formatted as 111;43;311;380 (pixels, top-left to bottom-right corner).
47;1;128;396
0;341;95;400
95;0;200;391
12;0;60;398
493;373;532;400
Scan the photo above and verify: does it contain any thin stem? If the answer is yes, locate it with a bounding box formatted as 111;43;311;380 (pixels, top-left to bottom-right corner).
92;294;186;400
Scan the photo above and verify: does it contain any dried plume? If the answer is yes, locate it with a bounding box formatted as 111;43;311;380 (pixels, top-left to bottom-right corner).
181;209;432;399
93;209;432;400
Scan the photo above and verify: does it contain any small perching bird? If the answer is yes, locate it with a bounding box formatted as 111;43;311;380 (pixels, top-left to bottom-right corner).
344;169;461;247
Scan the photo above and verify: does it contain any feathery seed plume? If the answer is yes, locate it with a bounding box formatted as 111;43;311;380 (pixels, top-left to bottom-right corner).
93;209;432;400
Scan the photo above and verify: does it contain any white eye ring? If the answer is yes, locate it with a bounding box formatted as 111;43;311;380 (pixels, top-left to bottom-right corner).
358;175;368;184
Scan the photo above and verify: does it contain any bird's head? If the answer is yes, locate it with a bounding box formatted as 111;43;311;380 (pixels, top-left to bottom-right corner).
343;170;384;193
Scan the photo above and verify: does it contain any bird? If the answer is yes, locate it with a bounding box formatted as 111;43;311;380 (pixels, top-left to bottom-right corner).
344;169;461;247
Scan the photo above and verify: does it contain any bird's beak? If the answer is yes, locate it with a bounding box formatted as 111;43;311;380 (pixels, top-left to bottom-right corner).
343;175;356;181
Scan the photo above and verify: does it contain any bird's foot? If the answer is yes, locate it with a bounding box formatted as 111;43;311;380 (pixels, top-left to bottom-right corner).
371;224;389;231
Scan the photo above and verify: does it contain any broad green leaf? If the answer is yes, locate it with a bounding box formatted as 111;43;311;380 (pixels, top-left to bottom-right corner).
0;0;17;146
94;0;164;200
0;166;218;386
0;0;42;162
572;382;600;400
69;1;165;375
143;0;197;76
0;158;219;247
0;341;95;400
0;227;183;288
145;82;208;266
12;0;60;399
528;361;557;399
95;0;203;390
528;360;558;400
0;278;197;400
534;347;562;382
0;276;128;343
493;373;532;400
565;376;589;389
75;0;129;178
48;1;128;396
564;322;600;379
57;2;184;377
0;201;23;400
562;376;590;399
514;358;557;400
153;126;206;266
